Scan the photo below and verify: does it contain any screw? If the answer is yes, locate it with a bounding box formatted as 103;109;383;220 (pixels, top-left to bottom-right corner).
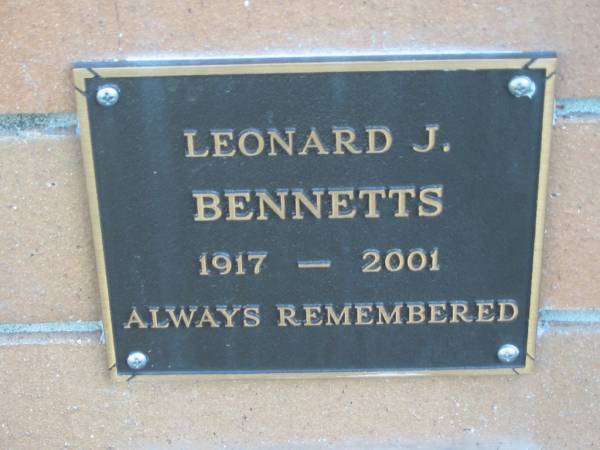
497;344;520;363
508;76;536;98
126;351;148;370
96;84;120;106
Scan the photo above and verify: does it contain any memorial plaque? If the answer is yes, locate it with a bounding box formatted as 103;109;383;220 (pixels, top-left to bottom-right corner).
73;54;556;379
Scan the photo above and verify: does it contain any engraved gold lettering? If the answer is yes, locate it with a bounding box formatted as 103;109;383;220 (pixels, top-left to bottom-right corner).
304;305;323;326
243;305;261;327
267;128;295;156
407;249;428;271
299;128;329;155
224;191;253;221
166;306;197;328
238;129;265;157
329;189;357;219
498;300;519;322
376;303;402;325
192;186;446;222
212;252;233;275
355;304;374;325
186;126;407;158
358;188;386;219
384;250;405;272
124;307;148;329
184;129;209;157
476;301;496;322
418;186;444;217
389;187;416;218
407;302;426;324
366;127;392;154
149;307;169;329
124;300;520;331
256;189;288;220
193;191;223;222
277;305;300;327
324;304;352;326
450;301;472;323
212;130;236;157
428;302;448;324
333;127;362;155
292;189;323;220
413;124;439;153
216;305;242;327
195;308;220;328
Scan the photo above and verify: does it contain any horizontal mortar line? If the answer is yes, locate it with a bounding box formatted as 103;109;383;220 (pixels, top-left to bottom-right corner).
0;334;102;347
0;113;77;136
297;260;332;269
0;320;103;334
1;97;600;135
555;97;600;119
538;309;600;323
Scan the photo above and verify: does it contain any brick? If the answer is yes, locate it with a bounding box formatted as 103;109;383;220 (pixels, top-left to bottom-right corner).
0;324;597;448
0;0;599;113
542;122;600;309
0;136;99;322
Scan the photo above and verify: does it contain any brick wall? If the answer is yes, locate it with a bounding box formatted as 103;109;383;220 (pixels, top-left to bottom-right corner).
1;1;599;448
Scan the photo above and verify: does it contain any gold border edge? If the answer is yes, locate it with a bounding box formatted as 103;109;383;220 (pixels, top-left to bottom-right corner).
88;57;539;78
525;58;557;372
73;68;118;371
112;367;520;382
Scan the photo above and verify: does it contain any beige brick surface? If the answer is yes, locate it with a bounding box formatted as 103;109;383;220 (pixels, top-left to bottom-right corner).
0;120;598;322
542;121;600;309
0;136;100;322
0;324;597;449
1;0;599;113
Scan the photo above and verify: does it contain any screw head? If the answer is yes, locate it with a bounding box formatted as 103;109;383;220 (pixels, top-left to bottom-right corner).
508;76;536;98
497;344;520;363
96;84;120;107
126;351;148;370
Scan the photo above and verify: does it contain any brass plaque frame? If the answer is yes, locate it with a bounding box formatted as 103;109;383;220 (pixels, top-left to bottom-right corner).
74;54;556;381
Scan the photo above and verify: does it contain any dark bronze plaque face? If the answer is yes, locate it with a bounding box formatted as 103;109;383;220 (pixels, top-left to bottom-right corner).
74;54;556;380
